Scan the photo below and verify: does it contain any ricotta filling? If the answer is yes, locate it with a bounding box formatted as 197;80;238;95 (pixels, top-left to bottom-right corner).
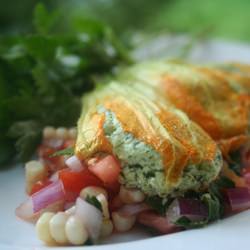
99;107;222;197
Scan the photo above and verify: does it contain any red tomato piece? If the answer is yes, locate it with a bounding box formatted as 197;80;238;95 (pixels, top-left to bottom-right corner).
88;155;121;186
58;168;103;194
30;179;52;195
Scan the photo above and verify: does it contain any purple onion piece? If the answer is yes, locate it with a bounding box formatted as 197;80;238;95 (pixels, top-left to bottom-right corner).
225;187;250;212
166;198;208;223
32;180;65;213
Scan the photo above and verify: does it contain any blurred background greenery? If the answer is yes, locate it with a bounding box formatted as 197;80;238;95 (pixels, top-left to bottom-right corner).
1;0;250;165
1;0;250;43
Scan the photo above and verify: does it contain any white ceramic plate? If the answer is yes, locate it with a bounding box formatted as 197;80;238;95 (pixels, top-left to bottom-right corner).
1;38;250;250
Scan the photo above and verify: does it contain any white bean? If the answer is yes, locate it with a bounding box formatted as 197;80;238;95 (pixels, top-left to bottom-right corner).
100;219;113;238
36;212;55;245
65;215;88;245
49;212;68;244
119;186;145;204
112;212;136;232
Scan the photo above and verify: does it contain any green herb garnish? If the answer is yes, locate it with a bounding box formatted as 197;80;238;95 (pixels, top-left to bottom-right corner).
228;150;243;176
50;147;74;157
145;196;169;215
85;195;102;212
0;3;129;166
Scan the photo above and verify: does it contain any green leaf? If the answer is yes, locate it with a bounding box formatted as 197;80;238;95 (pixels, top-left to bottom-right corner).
228;150;242;176
209;176;235;200
145;196;169;215
50;147;74;157
175;216;207;229
201;193;221;221
0;3;129;165
85;195;102;212
33;3;60;35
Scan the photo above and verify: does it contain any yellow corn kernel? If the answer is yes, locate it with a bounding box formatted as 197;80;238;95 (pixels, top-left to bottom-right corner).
36;212;55;245
56;127;68;140
65;215;88;245
112;212;136;232
119;186;145;204
49;212;68;244
43;126;56;139
100;219;113;238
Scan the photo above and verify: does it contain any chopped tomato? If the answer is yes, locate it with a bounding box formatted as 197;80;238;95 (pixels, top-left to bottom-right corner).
138;211;180;234
58;168;103;194
88;155;121;186
30;179;52;195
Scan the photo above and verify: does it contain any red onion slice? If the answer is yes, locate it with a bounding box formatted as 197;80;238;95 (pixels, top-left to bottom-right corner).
15;199;64;222
118;203;151;216
225;187;250;212
166;198;208;223
32;180;65;213
15;198;34;221
65;155;85;172
75;197;102;241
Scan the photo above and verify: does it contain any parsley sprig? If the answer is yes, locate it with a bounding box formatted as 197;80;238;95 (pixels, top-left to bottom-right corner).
0;3;129;165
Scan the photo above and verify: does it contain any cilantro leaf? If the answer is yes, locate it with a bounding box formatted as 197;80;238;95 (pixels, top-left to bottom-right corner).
228;150;243;176
201;193;221;221
175;216;207;229
209;176;235;200
145;196;169;215
85;195;102;212
50;147;74;157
